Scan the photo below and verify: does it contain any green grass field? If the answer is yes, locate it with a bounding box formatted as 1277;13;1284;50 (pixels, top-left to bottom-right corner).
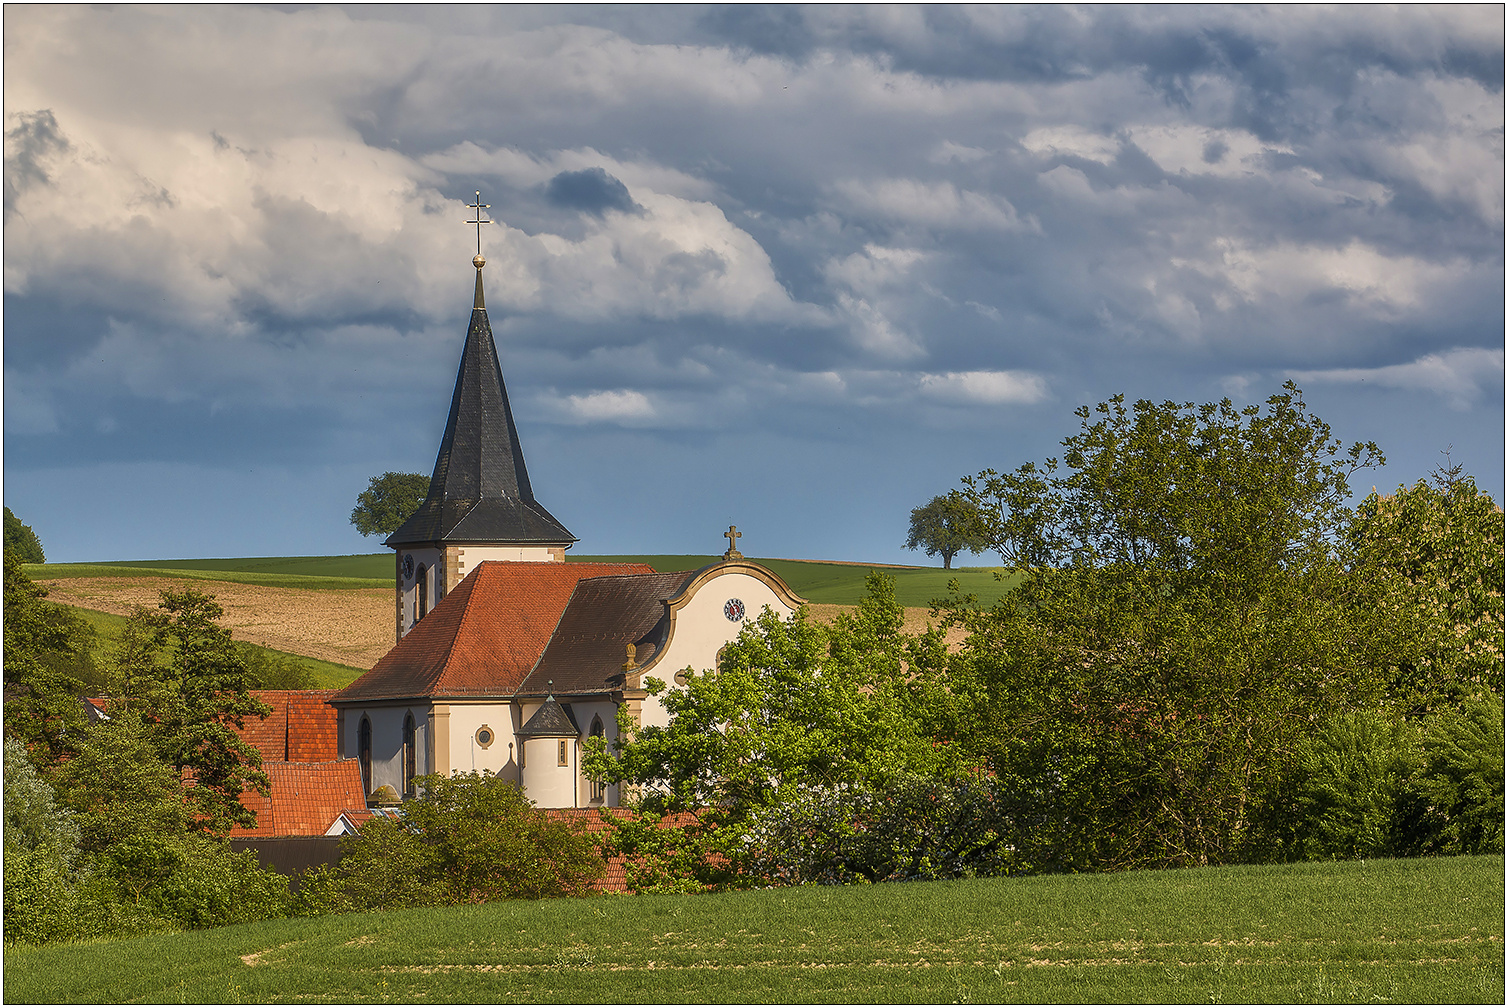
68;606;366;691
4;856;1500;1004
28;554;1018;608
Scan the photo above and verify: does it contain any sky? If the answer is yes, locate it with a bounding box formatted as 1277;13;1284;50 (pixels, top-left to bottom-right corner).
4;4;1503;565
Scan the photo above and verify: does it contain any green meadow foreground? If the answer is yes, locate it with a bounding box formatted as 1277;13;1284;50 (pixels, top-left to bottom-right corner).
5;857;1501;1004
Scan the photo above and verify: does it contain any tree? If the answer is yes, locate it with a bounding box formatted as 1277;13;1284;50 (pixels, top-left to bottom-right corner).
5;506;45;563
350;472;430;537
904;494;987;569
1349;463;1504;712
3;555;97;764
107;590;271;833
948;385;1406;870
585;575;959;890
298;773;603;912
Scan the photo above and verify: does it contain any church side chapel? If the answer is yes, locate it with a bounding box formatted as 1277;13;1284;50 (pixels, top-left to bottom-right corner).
328;195;806;810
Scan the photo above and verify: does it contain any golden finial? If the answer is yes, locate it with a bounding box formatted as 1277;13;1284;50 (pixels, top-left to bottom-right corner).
623;643;639;672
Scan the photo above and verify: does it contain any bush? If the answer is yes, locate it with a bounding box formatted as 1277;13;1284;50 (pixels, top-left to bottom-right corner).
304;773;604;912
741;774;1015;885
1288;711;1416;860
1286;700;1504;861
1408;698;1504;856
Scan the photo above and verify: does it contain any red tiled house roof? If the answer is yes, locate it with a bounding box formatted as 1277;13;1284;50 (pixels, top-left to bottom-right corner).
333;562;655;703
231;759;367;837
237;690;340;763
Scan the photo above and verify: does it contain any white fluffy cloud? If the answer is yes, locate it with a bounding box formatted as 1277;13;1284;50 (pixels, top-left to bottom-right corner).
1289;348;1505;411
918;370;1049;406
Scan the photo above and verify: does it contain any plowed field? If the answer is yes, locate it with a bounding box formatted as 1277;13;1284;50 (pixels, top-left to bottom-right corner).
39;579;966;671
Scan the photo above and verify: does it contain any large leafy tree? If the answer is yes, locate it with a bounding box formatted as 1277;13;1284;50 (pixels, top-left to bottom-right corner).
350;471;429;537
948;384;1407;870
5;506;46;563
3;555;97;763
904;494;987;569
1350;463;1504;711
108;589;271;833
586;576;959;890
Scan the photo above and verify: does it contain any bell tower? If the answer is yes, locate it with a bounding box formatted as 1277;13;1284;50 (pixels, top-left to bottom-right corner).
385;193;576;639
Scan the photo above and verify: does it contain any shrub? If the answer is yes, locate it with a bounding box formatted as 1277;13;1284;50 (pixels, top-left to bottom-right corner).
308;773;604;912
1289;711;1416;860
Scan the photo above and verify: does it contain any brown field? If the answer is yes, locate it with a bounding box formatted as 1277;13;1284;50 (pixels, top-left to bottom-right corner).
40;579;966;671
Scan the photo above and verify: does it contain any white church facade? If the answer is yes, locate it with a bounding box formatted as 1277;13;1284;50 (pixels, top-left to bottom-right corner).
330;234;805;809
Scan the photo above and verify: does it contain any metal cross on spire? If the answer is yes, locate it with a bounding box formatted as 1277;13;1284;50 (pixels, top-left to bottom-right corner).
466;191;492;257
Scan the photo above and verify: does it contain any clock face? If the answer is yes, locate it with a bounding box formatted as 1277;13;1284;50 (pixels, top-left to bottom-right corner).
402;554;415;580
724;598;746;622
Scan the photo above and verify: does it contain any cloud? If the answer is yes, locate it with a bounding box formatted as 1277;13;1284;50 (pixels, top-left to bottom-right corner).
834;178;1036;232
557;389;657;424
1288;348;1505;410
545;167;643;216
918;370;1049;406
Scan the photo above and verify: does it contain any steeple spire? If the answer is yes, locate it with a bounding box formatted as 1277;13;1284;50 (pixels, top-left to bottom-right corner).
385;193;575;550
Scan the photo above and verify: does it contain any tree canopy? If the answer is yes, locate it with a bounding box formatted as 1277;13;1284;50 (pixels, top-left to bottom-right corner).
1350;463;1505;712
904;494;987;569
947;385;1409;869
5;506;45;563
350;472;430;537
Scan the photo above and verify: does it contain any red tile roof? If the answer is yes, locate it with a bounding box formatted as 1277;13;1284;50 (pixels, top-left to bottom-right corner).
230;760;367;838
333;562;655;703
236;690;339;763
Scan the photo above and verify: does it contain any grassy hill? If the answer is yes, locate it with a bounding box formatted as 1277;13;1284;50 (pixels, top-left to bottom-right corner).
4;856;1501;1004
28;553;1020;608
68;608;365;691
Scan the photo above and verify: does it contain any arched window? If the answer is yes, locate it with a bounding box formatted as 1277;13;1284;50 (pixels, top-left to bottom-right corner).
416;565;429;621
402;713;417;796
359;716;373;796
589;717;605;803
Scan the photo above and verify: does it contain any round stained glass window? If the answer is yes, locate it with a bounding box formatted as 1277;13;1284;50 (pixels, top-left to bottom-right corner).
475;726;494;748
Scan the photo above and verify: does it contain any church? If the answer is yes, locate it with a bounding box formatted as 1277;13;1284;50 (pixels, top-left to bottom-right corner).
329;208;806;809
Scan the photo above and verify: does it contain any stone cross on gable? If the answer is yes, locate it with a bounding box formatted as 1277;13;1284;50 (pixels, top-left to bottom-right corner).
723;525;743;560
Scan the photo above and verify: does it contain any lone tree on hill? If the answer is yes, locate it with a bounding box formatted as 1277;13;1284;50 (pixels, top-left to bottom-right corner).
904;494;987;569
350;472;429;537
5;507;45;564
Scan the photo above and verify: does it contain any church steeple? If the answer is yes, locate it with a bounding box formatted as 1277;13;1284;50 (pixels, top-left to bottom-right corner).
386;196;575;552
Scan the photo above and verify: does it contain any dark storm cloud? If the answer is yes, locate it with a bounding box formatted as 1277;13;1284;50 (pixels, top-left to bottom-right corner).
544;167;642;217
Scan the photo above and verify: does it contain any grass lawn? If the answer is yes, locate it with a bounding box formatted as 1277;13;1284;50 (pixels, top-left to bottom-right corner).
31;554;1019;608
69;607;366;691
4;856;1501;1004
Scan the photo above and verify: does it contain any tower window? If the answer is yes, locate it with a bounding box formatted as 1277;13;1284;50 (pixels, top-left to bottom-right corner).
558;739;569;766
416;565;429;621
